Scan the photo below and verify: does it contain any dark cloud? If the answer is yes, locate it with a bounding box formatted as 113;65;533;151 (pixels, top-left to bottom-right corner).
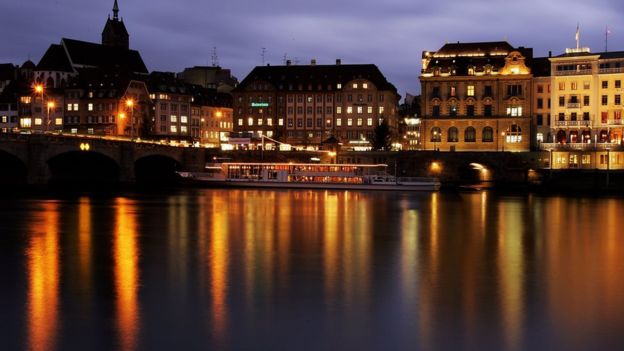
1;0;623;97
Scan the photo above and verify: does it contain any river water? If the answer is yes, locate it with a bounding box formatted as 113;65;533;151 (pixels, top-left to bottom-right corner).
1;189;623;351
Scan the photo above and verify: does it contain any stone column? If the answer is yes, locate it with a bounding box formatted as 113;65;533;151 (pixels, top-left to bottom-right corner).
118;142;136;184
26;135;51;185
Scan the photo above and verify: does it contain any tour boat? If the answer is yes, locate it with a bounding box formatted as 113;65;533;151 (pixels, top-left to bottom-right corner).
177;162;441;191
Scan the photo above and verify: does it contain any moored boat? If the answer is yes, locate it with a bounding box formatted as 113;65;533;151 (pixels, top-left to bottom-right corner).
177;162;440;191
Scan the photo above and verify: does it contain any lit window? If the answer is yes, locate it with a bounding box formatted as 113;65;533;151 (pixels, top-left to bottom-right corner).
34;118;42;125
238;119;243;126
467;85;475;97
363;83;368;89
171;115;177;123
357;106;363;114
337;83;342;89
88;103;93;111
1;116;6;123
278;118;284;126
379;107;385;114
181;126;188;133
347;118;352;126
171;125;177;133
336;106;342;114
537;133;544;142
353;83;358;89
267;118;273;126
248;117;254;126
21;118;32;128
367;118;373;126
336;118;342;126
267;131;274;137
181;116;188;124
67;103;73;111
258;118;263;126
357;118;363;126
347;107;353;114
73;103;79;111
71;128;77;134
367;106;373;114
55;118;62;125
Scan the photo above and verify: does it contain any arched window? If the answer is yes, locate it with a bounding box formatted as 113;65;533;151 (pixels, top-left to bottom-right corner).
556;130;567;143
448;127;458;142
569;130;579;143
464;127;476;142
431;127;441;142
582;130;591;143
482;127;493;142
599;130;608;143
505;124;522;143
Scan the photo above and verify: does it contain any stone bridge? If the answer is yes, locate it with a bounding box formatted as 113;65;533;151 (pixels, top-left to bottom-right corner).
0;134;207;185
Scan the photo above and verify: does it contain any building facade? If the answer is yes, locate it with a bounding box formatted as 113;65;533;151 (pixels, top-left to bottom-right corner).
147;72;193;141
232;60;399;149
420;41;533;152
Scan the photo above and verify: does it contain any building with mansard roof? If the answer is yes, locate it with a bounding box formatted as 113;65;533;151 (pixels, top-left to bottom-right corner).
232;60;399;149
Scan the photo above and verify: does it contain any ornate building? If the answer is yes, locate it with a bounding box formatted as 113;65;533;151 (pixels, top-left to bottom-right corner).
232;60;399;149
419;41;533;152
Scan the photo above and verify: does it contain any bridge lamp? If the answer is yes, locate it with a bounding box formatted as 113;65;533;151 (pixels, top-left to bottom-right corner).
216;111;223;118
79;142;90;151
34;84;44;94
47;101;55;109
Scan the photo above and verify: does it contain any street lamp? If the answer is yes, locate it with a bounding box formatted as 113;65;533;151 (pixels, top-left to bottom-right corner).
125;98;135;140
501;132;506;152
433;129;439;151
34;84;44;132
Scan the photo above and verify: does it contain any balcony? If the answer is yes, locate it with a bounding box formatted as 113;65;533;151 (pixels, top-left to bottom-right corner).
555;120;592;127
555;69;593;76
599;67;624;74
540;142;622;151
567;102;581;109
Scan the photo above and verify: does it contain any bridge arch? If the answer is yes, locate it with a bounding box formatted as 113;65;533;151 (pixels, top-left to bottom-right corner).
457;161;495;185
0;150;28;184
47;150;121;185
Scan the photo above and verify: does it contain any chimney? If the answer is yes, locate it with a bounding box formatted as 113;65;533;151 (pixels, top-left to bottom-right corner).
311;59;317;66
548;51;552;58
286;60;292;66
336;59;341;65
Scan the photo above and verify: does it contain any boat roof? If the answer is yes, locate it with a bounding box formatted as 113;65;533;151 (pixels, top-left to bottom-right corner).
220;162;388;168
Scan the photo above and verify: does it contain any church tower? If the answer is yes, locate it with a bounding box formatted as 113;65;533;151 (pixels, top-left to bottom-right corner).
102;0;129;50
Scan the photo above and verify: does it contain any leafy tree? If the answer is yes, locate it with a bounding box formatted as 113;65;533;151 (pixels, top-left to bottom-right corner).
370;121;392;151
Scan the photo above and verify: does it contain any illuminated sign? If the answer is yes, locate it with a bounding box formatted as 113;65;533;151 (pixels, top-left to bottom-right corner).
251;102;269;108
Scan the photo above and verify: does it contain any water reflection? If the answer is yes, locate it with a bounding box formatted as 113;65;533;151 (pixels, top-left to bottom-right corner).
8;190;624;350
27;202;60;351
114;198;140;351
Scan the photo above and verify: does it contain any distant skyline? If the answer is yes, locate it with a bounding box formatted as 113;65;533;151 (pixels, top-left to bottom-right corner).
2;0;624;98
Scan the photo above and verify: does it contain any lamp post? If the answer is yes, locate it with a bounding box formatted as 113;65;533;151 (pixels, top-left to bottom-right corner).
216;110;223;148
34;84;44;132
501;132;506;152
433;130;439;151
125;98;135;140
200;117;205;146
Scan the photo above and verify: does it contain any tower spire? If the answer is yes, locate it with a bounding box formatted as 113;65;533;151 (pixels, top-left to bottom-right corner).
113;0;120;21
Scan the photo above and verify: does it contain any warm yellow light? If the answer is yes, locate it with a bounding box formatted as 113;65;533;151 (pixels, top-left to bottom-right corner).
47;101;55;109
80;143;90;151
328;151;337;157
125;99;134;108
216;111;223;118
34;84;44;94
120;112;126;119
430;162;442;172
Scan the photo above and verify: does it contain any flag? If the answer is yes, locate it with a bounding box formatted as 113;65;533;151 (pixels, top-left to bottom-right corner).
575;24;580;42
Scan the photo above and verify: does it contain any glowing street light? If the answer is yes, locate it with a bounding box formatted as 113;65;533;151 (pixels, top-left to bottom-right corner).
125;98;135;140
46;101;55;131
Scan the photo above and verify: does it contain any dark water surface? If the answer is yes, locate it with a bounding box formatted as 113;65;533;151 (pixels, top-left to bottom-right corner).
1;189;624;351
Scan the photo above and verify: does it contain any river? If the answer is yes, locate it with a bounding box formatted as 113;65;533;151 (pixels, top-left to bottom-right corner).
1;189;623;350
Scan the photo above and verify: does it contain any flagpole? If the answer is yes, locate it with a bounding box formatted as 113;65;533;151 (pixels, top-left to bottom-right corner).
605;26;609;52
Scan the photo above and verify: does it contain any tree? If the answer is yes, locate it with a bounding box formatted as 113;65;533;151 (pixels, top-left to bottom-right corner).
370;120;392;151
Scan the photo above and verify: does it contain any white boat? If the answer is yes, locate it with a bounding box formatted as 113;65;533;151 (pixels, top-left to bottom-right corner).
177;162;441;191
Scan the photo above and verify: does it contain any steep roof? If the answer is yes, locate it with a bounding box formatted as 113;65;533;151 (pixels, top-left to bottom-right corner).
234;64;397;93
147;71;190;95
432;41;515;57
61;38;148;74
0;64;17;80
65;68;145;99
36;44;73;72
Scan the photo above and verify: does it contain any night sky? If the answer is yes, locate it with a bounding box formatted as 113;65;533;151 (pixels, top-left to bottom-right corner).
2;0;623;97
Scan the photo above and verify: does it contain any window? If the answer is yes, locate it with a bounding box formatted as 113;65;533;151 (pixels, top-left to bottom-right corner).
571;82;578;90
363;83;368;89
464;127;476;142
20;118;32;128
537;85;544;94
67;103;73;111
73;103;79;111
336;118;342;126
467;85;475;97
537;114;543;126
347;95;352;102
616;95;622;105
505;124;522;143
432;86;440;98
337;83;342;89
347;118;352;126
466;105;475;117
367;106;373;114
559;113;565;121
602;112;608;123
537;133;544;142
559;82;566;90
450;86;456;97
559;96;565;107
248;117;253;126
379;106;385;114
336;106;342;114
449;105;457;116
584;96;590;106
170;125;177;133
278;118;284;126
357;106;363;114
347;107;353;114
431;127;441;142
357;118;362;126
367;118;373;126
353;83;358;89
171;115;178;123
484;105;492;117
484;85;492;97
257;118;263;126
583;112;590;120
482;127;493;142
181;126;188;133
34;118;42;125
616;111;622;121
432;106;440;117
238;118;243;126
88;103;93;111
617;80;622;89
267;118;273;126
571;112;577;121
602;95;608;105
447;127;458;142
537;98;543;109
602;81;609;89
507;106;523;117
181;116;188;124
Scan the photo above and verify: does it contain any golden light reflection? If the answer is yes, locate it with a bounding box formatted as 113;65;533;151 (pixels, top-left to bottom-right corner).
497;201;525;351
78;197;92;290
27;202;60;351
209;194;230;343
323;192;339;304
114;198;140;351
